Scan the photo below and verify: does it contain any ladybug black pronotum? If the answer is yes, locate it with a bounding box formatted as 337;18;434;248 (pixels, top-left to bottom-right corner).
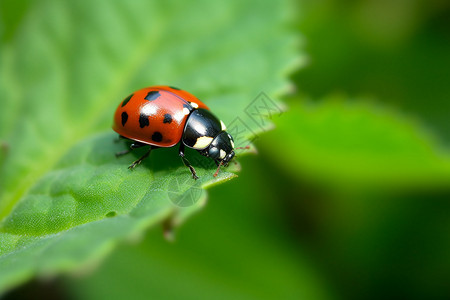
113;85;238;179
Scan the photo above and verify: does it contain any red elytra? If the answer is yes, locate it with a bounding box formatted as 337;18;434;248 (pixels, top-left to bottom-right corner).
112;85;209;147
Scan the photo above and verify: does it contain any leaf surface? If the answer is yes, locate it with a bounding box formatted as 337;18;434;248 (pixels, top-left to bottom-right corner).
0;0;300;293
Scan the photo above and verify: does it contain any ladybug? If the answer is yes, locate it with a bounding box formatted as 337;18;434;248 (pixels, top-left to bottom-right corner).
113;85;236;179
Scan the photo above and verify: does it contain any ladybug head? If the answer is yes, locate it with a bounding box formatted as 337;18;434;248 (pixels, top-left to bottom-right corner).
204;131;235;167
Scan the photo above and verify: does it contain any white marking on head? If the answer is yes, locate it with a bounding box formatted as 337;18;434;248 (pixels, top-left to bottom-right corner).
220;120;227;131
189;102;199;108
219;149;226;159
183;107;190;115
193;136;213;149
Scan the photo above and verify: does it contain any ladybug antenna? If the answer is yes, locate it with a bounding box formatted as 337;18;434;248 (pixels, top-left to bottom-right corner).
235;146;250;150
213;160;224;177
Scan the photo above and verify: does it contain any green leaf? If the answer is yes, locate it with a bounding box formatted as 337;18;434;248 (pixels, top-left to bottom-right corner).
261;97;450;190
65;158;332;300
0;0;301;294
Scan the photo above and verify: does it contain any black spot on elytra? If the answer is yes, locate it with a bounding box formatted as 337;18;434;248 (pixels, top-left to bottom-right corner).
121;94;133;107
152;131;163;142
121;112;128;126
145;91;160;101
139;113;150;128
163;114;173;124
169;86;181;90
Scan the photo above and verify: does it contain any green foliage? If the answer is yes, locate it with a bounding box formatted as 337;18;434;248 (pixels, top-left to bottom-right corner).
295;0;450;143
2;0;449;299
0;0;299;294
66;159;333;300
256;97;450;300
262;98;450;190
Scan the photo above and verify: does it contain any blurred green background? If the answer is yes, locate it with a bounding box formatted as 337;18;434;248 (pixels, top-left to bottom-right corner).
3;0;450;299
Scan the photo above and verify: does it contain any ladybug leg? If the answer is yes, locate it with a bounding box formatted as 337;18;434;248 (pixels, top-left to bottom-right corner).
128;146;154;169
179;144;199;180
